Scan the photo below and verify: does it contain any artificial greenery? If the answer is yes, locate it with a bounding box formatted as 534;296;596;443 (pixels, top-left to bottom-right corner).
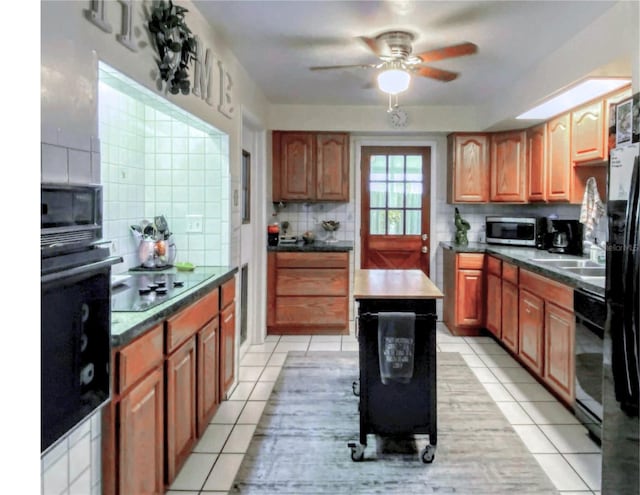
148;0;197;95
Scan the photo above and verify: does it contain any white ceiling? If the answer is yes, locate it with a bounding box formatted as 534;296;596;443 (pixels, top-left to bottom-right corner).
193;0;620;108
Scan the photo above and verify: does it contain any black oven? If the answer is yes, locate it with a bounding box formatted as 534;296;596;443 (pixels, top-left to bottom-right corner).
574;288;606;443
41;184;121;454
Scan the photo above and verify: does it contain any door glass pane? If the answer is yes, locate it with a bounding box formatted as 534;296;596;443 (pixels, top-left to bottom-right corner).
406;182;422;208
370;156;387;181
370;210;386;234
387;210;403;234
389;156;405;181
369;182;386;207
388;183;405;207
406;156;422;181
406;210;421;235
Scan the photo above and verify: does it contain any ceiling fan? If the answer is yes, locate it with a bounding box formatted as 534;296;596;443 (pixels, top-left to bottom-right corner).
309;30;477;87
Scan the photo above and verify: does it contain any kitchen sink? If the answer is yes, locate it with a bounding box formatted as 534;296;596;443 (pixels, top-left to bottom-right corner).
561;267;607;277
528;258;602;268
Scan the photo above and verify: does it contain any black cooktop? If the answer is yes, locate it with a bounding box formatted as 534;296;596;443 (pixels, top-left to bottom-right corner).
111;272;209;312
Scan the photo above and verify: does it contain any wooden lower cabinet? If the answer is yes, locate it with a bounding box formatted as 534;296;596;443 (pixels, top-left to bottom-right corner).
267;251;349;334
486;272;502;338
166;337;198;484
518;289;545;375
501;280;519;353
103;278;237;494
197;318;219;436
220;301;236;400
118;367;164;495
443;250;484;336
544;303;575;404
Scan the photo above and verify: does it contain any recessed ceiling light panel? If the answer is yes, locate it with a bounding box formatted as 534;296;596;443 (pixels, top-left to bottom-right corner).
516;78;631;120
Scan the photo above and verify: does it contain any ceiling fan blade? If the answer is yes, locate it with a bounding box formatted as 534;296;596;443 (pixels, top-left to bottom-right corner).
358;36;382;57
415;42;478;63
309;63;378;71
415;66;459;82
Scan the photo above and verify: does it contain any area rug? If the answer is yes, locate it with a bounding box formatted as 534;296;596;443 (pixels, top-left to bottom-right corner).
230;351;559;494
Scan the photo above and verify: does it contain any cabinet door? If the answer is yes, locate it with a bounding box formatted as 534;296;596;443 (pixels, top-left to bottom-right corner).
518;289;544;375
572;99;606;164
486;272;502;338
166;337;197;484
275;132;315;200
544;303;575;404
546;113;571;202
501;281;519;354
490;130;527;202
316;133;349;201
119;368;164;495
448;134;489;203
527;123;547;201
197;318;219;436
220;302;236;400
455;269;484;327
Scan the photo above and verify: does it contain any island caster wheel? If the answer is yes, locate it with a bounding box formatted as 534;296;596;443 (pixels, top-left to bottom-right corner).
348;442;365;462
421;444;435;463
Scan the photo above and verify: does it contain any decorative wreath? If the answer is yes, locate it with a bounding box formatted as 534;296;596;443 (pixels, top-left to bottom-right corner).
148;0;197;95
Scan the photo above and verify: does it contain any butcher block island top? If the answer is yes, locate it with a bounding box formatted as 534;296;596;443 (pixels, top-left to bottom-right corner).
354;269;444;300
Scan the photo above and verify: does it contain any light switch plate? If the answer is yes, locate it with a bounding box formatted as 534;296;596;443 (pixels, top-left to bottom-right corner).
186;214;203;233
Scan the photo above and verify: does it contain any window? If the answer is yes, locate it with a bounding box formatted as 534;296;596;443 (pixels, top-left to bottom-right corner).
242;150;251;224
369;154;423;235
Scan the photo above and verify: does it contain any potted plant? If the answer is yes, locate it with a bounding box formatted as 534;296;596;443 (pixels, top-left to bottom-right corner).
148;0;197;95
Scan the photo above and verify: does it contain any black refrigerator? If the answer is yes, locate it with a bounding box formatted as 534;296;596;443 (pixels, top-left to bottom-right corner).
602;92;639;494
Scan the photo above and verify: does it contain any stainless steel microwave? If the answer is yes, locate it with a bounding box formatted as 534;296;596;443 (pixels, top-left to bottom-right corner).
485;216;541;247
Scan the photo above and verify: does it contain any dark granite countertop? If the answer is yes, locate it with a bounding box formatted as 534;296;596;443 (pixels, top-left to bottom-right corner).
439;241;604;296
110;265;237;348
268;240;353;252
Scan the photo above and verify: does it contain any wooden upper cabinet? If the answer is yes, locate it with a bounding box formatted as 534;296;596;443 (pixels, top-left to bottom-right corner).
447;133;490;203
572;99;606;164
490;130;527;202
273;132;315;201
527;123;547;201
315;133;349;201
546;113;571;202
272;131;349;202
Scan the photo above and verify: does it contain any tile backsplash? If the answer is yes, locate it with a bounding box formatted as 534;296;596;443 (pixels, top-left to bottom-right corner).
270;201;355;242
98;63;230;273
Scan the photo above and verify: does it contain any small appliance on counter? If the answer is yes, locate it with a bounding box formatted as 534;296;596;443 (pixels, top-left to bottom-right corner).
267;223;280;246
545;219;583;255
485;216;543;247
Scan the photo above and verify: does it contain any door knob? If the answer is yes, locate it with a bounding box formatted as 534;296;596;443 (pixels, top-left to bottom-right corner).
422;234;428;241
421;246;428;254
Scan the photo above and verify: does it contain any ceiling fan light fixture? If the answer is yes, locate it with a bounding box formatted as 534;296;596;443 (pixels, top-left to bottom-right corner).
377;68;411;95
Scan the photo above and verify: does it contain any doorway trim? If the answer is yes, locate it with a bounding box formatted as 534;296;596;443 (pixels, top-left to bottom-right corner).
353;136;440;277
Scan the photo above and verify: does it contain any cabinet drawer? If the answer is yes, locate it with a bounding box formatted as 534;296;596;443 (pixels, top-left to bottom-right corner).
221;277;235;309
276;268;347;296
502;262;518;285
117;324;164;395
486;256;502;276
457;253;484;270
520;269;573;311
166;289;219;354
276;252;348;268
275;296;348;326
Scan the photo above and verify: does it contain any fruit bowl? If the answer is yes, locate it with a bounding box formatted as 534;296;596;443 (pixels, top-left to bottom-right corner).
321;220;340;232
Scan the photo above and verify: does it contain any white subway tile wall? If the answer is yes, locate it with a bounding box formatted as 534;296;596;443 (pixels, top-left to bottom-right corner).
98;63;230;274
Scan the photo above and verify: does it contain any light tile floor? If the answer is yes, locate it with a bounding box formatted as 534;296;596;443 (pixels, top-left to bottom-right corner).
166;323;602;495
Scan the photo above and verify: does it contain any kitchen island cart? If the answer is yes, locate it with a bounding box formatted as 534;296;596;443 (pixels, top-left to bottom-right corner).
350;269;443;463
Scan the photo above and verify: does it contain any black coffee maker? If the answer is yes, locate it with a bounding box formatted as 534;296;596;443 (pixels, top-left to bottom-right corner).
546;219;583;255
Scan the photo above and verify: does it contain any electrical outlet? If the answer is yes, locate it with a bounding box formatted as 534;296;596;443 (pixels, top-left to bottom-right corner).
186;214;203;233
